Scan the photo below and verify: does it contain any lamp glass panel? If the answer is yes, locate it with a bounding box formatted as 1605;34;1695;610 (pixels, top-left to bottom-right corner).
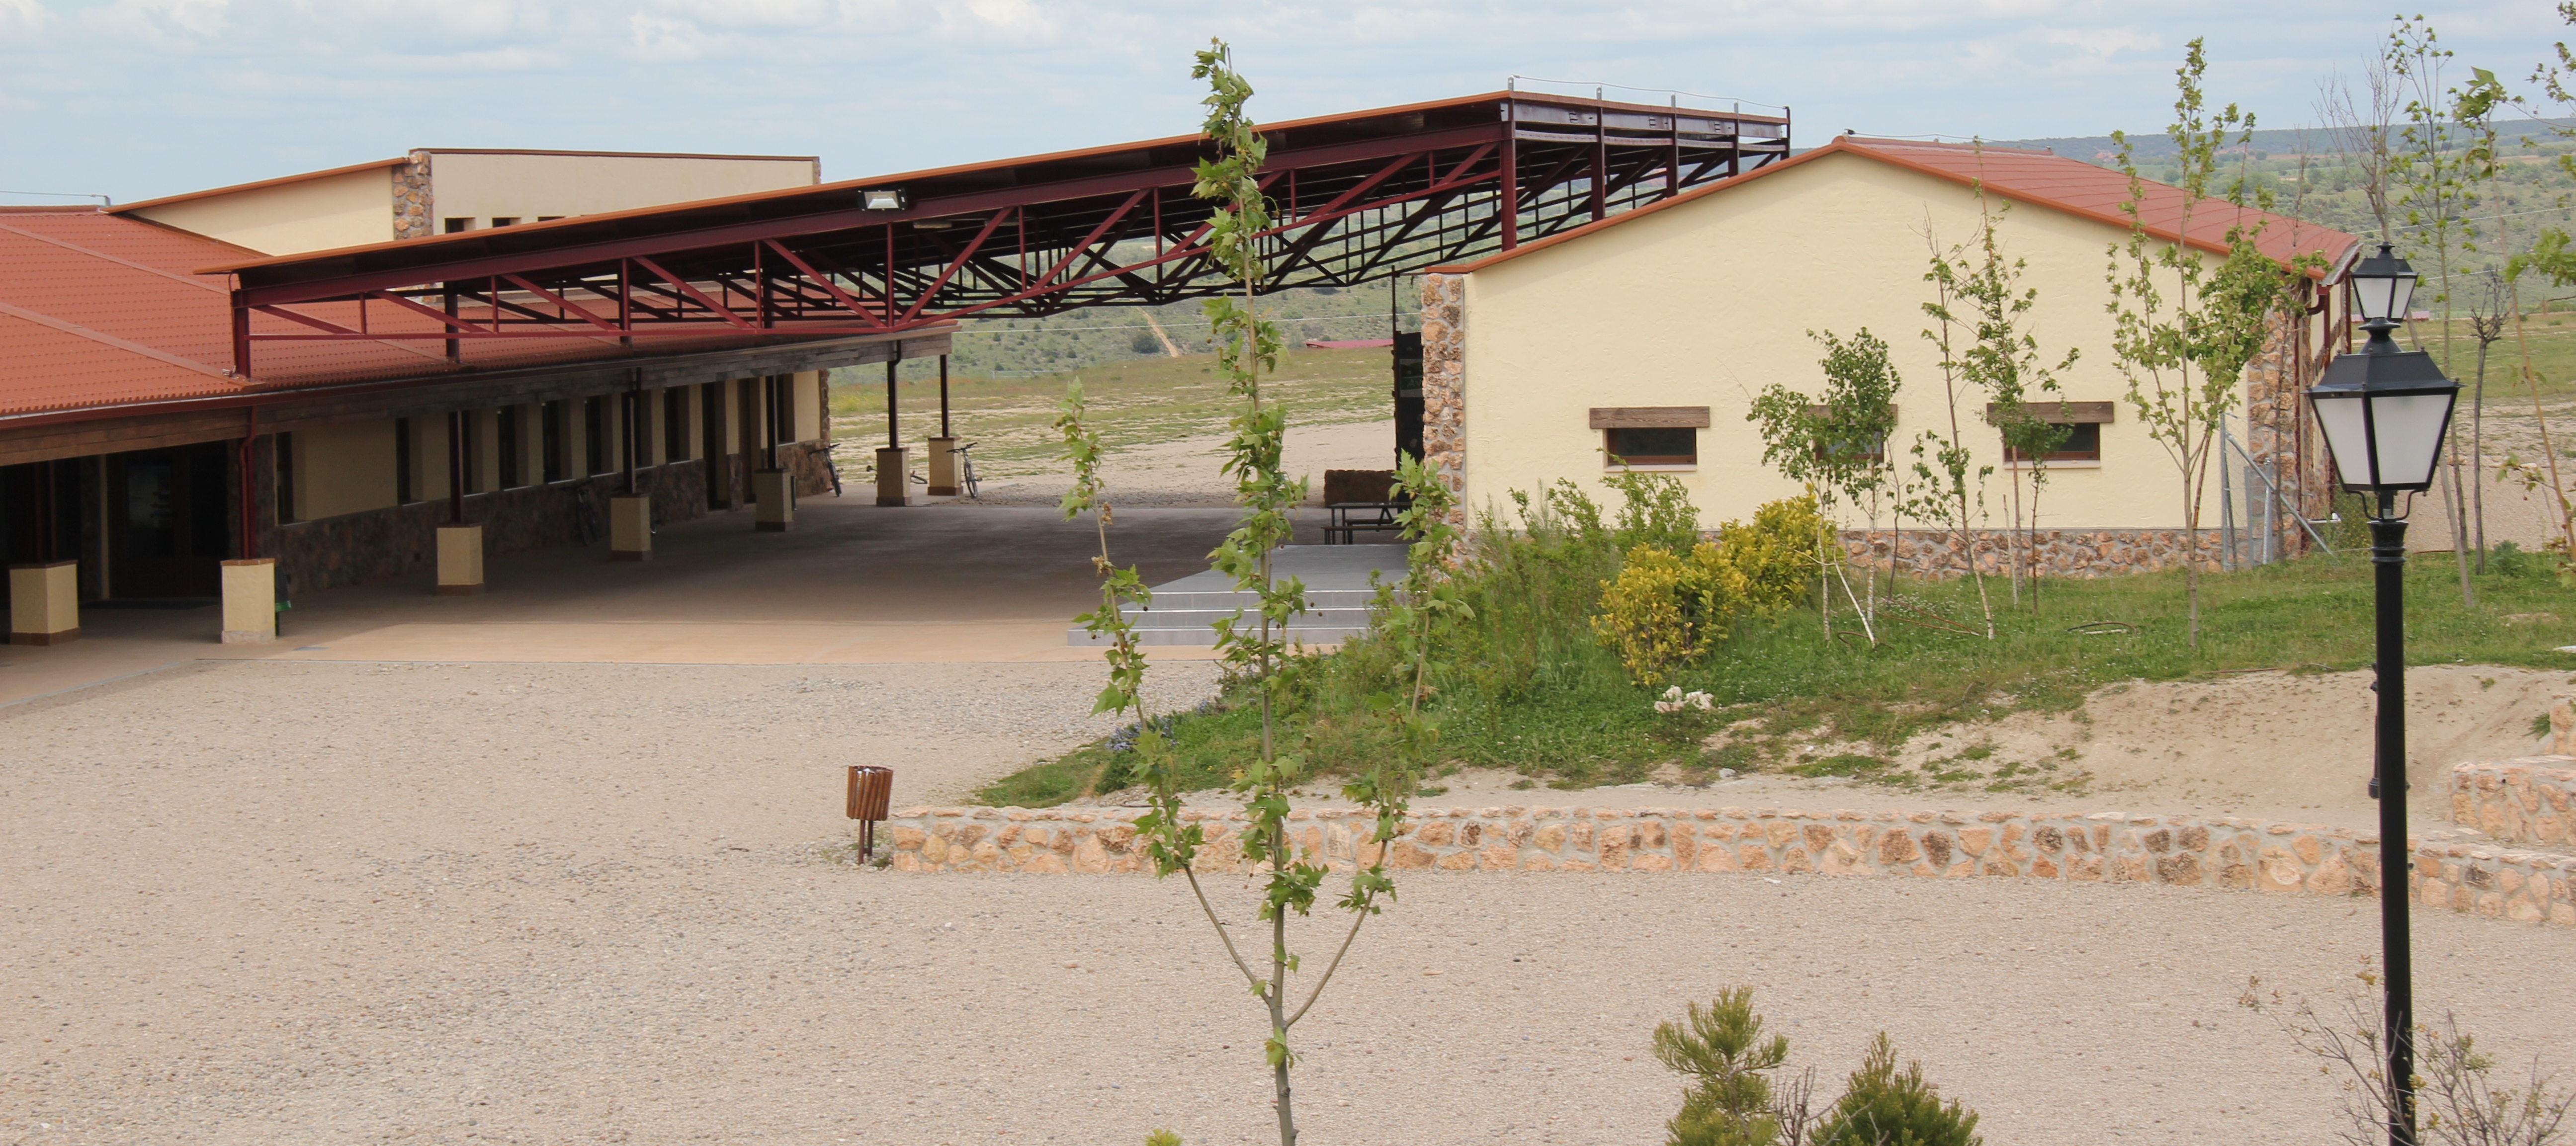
2365;392;2454;488
2313;396;2379;486
2352;274;2399;322
2389;273;2417;318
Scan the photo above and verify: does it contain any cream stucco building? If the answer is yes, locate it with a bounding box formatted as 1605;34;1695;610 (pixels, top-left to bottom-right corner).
1418;137;2361;575
113;149;820;255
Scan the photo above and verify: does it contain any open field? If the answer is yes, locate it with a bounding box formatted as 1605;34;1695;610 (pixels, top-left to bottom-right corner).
5;658;2572;1146
828;346;1398;503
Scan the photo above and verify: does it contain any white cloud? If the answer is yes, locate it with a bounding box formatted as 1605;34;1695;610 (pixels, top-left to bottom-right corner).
629;12;703;60
2045;26;2157;59
0;0;51;31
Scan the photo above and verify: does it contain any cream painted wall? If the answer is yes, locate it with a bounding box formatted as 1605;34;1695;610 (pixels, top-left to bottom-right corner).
430;152;814;229
292;420;398;520
406;416;451;503
1457;151;2295;533
469;409;502;492
128;167;394;255
792;371;823;441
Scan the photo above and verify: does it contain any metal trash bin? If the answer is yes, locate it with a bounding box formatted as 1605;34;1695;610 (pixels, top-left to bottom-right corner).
846;766;893;860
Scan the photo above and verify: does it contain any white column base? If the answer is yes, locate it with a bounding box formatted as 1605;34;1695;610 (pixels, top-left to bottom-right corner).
219;558;275;643
436;525;485;595
9;560;80;645
753;470;794;531
610;495;653;560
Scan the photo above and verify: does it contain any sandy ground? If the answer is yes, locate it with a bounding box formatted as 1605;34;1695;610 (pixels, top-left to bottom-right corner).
968;419;1397;507
7;659;2576;1146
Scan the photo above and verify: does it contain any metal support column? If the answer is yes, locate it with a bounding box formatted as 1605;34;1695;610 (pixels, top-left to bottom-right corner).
447;409;466;523
939;355;951;439
886;360;901;449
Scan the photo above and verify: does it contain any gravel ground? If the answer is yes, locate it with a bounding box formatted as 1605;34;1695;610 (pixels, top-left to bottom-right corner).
5;660;2573;1146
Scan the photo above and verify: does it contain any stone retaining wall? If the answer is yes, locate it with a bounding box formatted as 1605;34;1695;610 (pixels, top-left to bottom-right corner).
1840;528;2228;580
878;798;2576;927
2452;757;2576;849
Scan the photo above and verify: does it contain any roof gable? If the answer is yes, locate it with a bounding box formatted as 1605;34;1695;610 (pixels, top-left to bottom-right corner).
1434;137;2357;278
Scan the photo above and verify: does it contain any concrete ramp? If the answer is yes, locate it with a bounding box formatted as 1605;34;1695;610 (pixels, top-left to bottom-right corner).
1067;544;1404;647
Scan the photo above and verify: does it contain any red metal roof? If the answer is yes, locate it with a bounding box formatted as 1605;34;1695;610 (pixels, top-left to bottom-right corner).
1433;137;2358;278
0;209;897;423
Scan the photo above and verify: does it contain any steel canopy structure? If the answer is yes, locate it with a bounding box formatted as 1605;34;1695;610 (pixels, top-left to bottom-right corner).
209;90;1790;379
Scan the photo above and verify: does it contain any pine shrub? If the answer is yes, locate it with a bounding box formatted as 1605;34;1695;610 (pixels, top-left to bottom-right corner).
1809;1034;1981;1146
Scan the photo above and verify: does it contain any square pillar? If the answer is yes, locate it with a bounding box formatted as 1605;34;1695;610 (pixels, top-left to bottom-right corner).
752;470;793;531
436;524;485;595
610;494;653;559
218;558;274;644
926;436;959;496
9;560;80;645
875;446;912;507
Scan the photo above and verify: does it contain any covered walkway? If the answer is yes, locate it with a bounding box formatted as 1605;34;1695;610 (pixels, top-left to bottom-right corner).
0;502;1265;706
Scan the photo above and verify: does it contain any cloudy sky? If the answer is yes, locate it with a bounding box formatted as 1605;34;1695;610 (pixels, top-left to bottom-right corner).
0;0;2563;205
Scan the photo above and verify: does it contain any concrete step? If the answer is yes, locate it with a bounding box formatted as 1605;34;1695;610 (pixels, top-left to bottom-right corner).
1070;624;1371;648
1145;587;1381;611
1106;606;1374;629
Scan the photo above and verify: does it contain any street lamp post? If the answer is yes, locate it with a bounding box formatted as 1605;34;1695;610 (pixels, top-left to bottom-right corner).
2306;243;2460;1146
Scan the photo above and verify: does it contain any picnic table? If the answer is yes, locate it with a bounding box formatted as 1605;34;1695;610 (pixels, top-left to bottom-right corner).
1324;501;1408;544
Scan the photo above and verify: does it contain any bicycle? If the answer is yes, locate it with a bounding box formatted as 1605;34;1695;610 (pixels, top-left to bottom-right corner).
821;442;845;497
952;441;981;499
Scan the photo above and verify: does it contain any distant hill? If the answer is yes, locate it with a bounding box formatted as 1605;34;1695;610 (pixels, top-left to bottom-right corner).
1985;118;2571;167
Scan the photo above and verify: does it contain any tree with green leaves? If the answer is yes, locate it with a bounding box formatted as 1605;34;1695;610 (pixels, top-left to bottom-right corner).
2389;16;2481;604
1951;174;2079;607
1748;328;1902;643
1655;989;1792;1146
2105;40;2288;649
2497;8;2576;577
1120;42;1441;1146
1912;224;1999;639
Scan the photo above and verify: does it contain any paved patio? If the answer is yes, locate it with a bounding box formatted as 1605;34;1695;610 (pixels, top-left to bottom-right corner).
0;501;1272;706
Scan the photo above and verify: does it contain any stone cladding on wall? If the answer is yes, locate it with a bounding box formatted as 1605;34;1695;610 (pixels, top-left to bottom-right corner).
393;151;433;241
1417;273;1467;517
1840;527;2229;579
2452;757;2576;849
876;765;2576;928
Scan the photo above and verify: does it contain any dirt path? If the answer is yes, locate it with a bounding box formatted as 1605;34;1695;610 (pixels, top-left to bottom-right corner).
5;660;2572;1145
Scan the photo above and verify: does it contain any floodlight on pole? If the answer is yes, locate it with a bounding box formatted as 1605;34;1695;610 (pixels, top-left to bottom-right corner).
859;189;909;212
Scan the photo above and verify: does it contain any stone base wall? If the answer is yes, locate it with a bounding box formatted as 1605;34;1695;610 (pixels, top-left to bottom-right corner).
2453;757;2576;849
878;799;2576;927
265;462;712;595
1840;528;2229;580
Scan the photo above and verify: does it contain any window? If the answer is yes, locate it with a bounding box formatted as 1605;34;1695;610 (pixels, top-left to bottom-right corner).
2006;421;2101;463
394;418;414;503
442;218;472;234
1989;401;2112;464
541;402;564;483
664;387;689;462
1590;407;1709;468
1604;426;1698;466
584;397;606;475
498;408;521;488
490;217;520;228
1805;404;1889;463
274;432;297;523
536;215;564;222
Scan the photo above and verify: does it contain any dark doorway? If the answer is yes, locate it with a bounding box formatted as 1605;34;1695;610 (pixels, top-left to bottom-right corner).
1393;330;1424;464
700;384;727;506
0;459;82;568
107;442;227;598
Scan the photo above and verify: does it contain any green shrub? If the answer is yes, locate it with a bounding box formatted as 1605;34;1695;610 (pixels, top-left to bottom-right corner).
1721;495;1830;615
1594;496;1826;685
1809;1033;1981;1146
1655;988;1789;1146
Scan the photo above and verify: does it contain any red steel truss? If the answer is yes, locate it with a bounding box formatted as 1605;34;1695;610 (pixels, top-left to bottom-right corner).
215;91;1788;377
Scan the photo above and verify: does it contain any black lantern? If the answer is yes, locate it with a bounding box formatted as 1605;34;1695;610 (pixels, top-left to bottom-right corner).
2310;245;2459;497
2347;242;2420;325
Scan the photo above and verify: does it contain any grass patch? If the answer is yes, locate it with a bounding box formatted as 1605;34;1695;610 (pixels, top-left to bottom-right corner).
983;481;2576;807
